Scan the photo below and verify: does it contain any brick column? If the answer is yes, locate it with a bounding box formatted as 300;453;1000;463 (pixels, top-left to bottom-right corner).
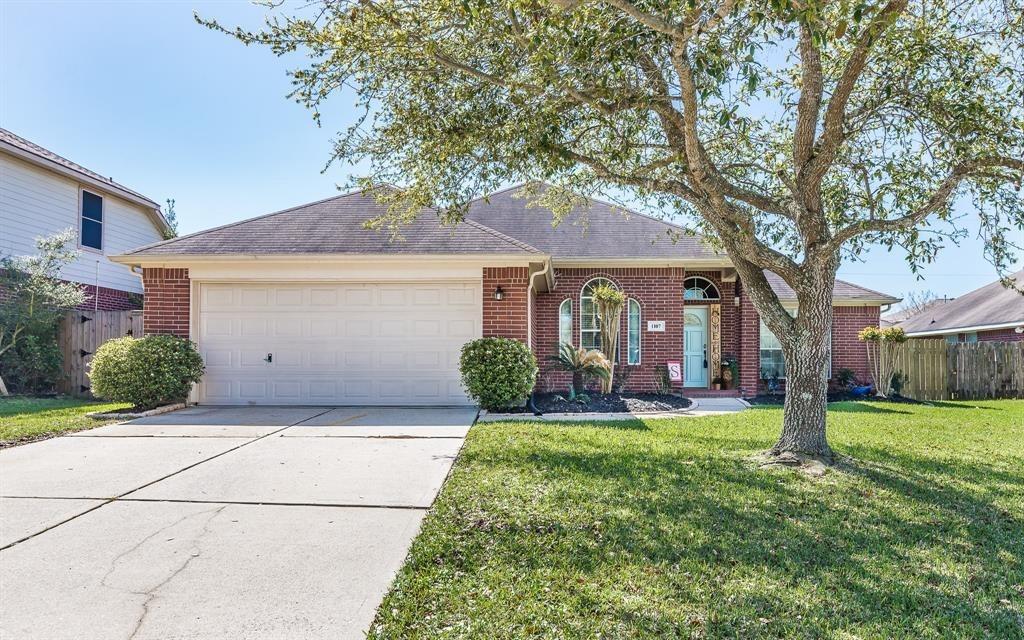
142;267;190;338
482;267;530;343
737;284;761;396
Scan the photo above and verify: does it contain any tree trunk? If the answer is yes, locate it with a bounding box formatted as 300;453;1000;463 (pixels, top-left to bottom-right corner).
770;276;836;460
572;371;583;398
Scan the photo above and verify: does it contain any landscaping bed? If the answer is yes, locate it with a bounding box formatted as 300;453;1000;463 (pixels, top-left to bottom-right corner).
746;392;922;405
491;392;692;414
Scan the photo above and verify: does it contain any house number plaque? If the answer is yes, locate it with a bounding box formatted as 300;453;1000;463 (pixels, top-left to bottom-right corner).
647;320;665;332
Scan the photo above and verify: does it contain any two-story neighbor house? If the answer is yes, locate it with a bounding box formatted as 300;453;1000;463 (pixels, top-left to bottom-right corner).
112;186;899;405
0;128;170;310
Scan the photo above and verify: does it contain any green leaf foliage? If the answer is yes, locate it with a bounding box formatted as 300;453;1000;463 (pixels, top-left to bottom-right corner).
459;337;538;410
89;335;205;410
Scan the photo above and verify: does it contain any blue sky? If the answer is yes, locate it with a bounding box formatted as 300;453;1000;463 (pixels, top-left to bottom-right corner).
2;1;1020;305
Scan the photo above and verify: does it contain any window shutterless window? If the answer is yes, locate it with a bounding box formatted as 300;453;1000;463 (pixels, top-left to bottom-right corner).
559;299;573;346
80;190;103;250
627;298;641;364
759;309;832;380
580;277;616;351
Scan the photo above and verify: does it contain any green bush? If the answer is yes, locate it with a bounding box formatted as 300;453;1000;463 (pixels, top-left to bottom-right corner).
89;335;205;410
0;334;63;394
459;337;537;410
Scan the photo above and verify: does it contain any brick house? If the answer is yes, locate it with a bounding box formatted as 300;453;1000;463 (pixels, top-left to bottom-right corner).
112;186;898;406
894;269;1024;343
0;128;170;310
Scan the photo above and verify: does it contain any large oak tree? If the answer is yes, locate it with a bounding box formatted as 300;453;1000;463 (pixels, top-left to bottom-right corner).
202;0;1023;460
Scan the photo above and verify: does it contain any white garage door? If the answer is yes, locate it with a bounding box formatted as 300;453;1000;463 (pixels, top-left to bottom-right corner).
197;282;480;405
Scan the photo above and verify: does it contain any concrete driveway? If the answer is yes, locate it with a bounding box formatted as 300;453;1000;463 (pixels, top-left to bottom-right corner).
0;405;476;640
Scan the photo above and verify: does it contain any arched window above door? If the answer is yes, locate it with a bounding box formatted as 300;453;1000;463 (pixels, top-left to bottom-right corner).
683;277;720;301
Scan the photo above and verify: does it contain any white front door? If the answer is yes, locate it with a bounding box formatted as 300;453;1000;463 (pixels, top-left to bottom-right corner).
683;307;708;388
196;281;481;405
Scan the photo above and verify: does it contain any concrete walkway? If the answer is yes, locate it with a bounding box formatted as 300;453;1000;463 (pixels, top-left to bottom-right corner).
0;405;476;640
478;397;748;422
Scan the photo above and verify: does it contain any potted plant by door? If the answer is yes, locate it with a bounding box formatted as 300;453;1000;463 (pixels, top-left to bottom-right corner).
712;377;723;391
720;357;737;390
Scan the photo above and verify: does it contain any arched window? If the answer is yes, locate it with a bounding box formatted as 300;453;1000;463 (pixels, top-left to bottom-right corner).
580;277;617;351
627;298;641;364
558;299;572;346
683;276;721;301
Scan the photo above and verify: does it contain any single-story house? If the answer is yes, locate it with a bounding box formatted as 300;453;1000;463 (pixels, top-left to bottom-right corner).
896;270;1024;342
0;128;170;310
112;185;898;406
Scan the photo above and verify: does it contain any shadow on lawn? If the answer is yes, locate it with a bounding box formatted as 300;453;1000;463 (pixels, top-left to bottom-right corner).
444;440;1023;637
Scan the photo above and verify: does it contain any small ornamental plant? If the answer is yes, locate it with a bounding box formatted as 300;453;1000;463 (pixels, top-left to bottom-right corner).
858;326;908;397
591;284;625;393
459;337;537;410
90;335;205;410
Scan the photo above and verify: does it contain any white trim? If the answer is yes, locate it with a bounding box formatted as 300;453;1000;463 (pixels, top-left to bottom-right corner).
111;253;540;267
683;275;721;301
78;187;104;253
906;321;1024;337
555;258;731;268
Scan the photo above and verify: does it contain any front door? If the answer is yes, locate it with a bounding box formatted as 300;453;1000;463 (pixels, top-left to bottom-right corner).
683;307;708;387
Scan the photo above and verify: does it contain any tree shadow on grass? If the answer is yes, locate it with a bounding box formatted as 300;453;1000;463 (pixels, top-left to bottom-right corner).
420;439;1024;638
827;402;914;415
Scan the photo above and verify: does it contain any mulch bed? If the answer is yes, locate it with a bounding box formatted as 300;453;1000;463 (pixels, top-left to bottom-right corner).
492;392;692;414
745;392;923;406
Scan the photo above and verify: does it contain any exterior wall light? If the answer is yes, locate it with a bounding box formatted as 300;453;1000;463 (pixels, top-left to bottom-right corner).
494;286;505;301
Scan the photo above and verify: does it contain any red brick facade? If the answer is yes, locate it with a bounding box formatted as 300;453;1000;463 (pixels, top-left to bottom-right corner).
76;283;143;312
483;267;530;343
976;327;1024;342
141;268;190;338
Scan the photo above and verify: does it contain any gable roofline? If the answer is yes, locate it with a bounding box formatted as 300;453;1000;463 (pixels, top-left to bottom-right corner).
119;188;542;258
0;128;170;236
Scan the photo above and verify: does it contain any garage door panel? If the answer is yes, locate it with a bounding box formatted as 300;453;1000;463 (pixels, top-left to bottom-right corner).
198;282;479;405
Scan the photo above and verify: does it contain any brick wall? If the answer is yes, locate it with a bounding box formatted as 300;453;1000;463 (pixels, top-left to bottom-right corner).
482;267;530;343
832;305;879;383
76;283;143;312
142;268;190;338
532;268;738;393
977;327;1024;342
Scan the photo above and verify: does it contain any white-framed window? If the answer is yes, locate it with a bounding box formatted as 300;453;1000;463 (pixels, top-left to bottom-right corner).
80;189;103;250
558;299;573;346
759;308;832;380
627;298;641;364
945;334;959;345
964;332;979;343
683;276;720;301
580;277;617;352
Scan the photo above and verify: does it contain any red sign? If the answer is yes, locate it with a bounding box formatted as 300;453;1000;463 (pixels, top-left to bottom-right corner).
666;361;682;382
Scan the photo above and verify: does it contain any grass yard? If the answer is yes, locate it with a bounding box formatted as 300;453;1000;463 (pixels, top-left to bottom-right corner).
0;396;132;446
370;401;1024;639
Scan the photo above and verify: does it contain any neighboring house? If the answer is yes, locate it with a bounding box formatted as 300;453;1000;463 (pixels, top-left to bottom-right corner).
0;128;170;310
896;270;1024;343
112;185;898;405
880;298;952;328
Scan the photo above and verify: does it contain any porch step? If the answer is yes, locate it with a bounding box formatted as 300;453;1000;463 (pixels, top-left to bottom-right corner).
681;389;742;398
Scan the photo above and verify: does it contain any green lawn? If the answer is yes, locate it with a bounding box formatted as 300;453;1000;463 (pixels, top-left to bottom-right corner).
370;401;1024;639
0;396;132;445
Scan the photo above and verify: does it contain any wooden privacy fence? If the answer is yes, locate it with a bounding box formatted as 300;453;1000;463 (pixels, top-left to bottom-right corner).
57;310;143;396
888;339;1024;401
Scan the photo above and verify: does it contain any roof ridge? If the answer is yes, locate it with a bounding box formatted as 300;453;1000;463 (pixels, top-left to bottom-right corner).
124;189;361;255
461;217;543;254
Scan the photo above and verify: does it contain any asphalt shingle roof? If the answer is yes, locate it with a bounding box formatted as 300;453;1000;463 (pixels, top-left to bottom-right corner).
465;184;723;260
765;272;900;304
125;191;541;256
896;270;1024;334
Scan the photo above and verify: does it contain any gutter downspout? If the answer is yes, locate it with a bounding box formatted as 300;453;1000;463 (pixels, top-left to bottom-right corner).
527;258;553;417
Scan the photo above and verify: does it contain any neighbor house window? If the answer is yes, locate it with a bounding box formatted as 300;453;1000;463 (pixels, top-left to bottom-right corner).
559;299;572;346
580;277;617;353
627;298;641;364
964;332;978;343
80;190;103;250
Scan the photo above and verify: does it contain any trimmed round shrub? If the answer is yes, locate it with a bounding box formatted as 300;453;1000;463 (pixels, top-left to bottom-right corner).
459;337;537;410
90;335;205;410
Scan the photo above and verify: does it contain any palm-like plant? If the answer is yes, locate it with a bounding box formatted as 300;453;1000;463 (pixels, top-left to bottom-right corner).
550;342;611;399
